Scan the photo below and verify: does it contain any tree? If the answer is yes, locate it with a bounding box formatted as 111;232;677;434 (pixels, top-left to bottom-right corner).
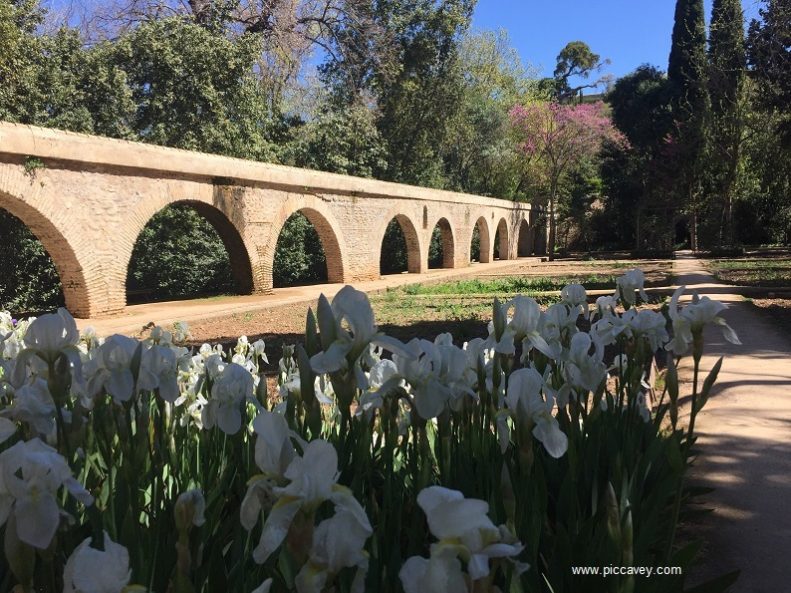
80;0;381;118
747;0;791;147
290;102;388;178
126;205;236;302
442;28;539;198
553;41;611;102
0;3;135;136
510;101;623;259
112;17;277;160
605;65;675;250
707;0;746;245
0;209;64;314
668;0;709;249
320;0;476;187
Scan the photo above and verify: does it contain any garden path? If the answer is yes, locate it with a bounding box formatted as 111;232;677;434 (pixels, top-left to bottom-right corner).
675;253;791;593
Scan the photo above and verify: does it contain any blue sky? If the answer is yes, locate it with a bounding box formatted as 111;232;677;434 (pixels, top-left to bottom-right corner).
472;0;761;83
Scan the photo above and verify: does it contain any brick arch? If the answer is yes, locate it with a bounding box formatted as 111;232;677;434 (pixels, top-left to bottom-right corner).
517;216;534;257
471;216;492;263
377;212;423;274
124;199;256;302
0;190;92;317
266;201;346;288
495;217;510;260
430;217;456;269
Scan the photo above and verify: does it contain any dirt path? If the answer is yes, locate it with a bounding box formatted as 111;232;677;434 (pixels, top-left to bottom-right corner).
674;253;791;593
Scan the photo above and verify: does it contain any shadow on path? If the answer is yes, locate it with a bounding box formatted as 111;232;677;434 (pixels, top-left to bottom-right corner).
675;253;791;593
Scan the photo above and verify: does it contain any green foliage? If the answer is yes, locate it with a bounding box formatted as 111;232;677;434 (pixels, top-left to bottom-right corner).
0;6;135;136
0;208;64;314
112;18;276;160
380;219;409;275
736;89;791;245
290;103;388;178
403;274;616;295
747;0;791;147
667;0;710;249
442;29;537;199
708;0;745;115
469;223;480;261
668;0;709;119
325;0;476;187
428;225;444;268
553;40;607;101
273;212;327;287
600;65;676;250
126;204;236;302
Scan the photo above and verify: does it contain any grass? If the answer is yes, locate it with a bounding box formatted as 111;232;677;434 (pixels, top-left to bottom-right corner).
402;274;618;296
368;275;603;341
709;258;791;287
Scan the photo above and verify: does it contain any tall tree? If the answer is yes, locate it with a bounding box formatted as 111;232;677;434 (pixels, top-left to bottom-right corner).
668;0;709;249
112;17;276;159
442;28;538;198
605;65;675;250
708;0;746;245
747;0;791;147
510;101;623;259
320;0;476;187
553;41;611;102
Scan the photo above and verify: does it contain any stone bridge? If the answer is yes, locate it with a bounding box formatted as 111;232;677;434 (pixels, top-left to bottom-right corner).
0;122;544;318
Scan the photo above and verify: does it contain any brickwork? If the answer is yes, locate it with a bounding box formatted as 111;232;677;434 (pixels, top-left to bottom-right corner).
0;122;542;318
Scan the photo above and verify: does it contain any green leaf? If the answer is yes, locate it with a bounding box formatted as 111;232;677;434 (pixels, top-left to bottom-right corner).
296;344;316;409
305;308;319;356
671;540;703;569
695;357;723;414
666;354;680;428
683;570;740;593
316;294;338;351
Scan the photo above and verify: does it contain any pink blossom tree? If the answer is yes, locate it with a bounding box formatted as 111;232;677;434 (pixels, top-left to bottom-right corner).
510;101;624;259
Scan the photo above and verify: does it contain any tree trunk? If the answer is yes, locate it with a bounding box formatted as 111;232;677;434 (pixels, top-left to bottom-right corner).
547;183;557;261
724;140;740;246
635;204;643;252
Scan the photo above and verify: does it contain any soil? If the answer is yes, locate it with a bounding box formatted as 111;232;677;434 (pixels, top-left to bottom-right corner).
750;298;791;335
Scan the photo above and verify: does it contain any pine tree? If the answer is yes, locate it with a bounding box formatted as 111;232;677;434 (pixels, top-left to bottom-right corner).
668;0;709;250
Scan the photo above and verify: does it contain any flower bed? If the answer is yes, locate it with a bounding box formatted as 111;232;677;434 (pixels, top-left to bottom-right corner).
0;270;739;592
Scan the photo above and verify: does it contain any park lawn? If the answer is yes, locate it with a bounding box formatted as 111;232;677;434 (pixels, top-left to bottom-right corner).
710;257;791;287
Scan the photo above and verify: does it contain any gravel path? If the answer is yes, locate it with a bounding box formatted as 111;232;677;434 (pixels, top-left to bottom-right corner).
675;253;791;593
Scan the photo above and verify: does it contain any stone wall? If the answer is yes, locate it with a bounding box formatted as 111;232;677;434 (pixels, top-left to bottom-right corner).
0;122;542;318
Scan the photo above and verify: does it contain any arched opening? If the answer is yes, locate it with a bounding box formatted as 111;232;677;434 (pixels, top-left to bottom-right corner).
470;225;480;262
470;217;491;264
429;218;455;269
380;215;421;275
273;208;343;287
0;208;65;315
517;219;534;257
494;218;509;260
127;202;253;304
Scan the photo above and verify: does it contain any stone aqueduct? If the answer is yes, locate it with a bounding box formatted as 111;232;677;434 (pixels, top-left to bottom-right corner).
0;122;544;318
